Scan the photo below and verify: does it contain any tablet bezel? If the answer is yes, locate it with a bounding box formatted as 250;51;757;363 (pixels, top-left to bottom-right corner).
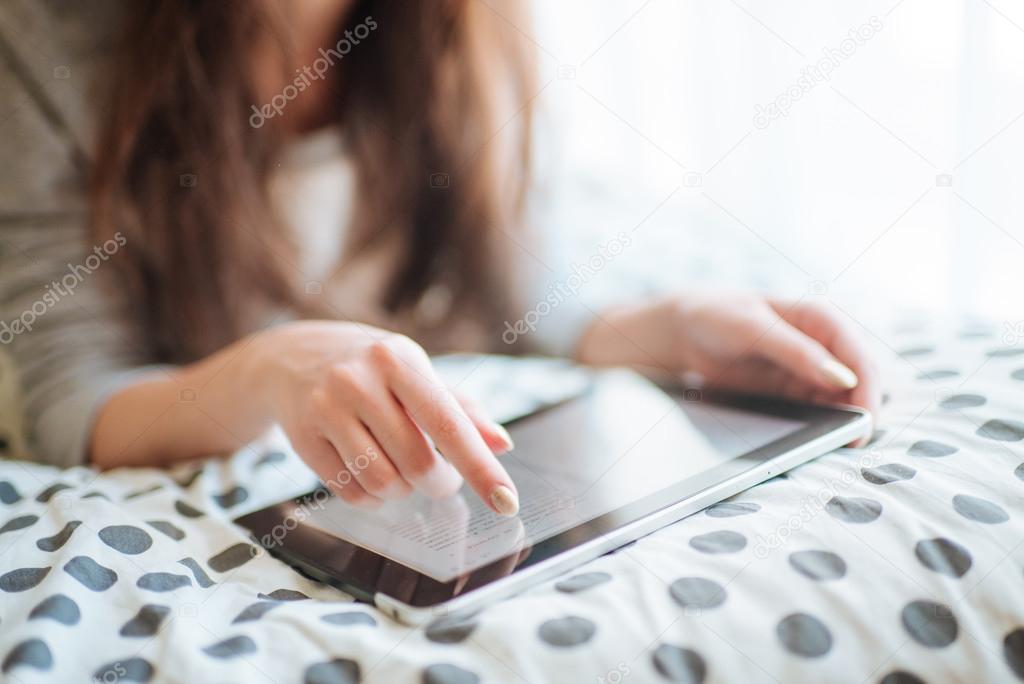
233;386;869;616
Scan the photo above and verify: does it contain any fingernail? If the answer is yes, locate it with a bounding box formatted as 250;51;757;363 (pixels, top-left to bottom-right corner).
490;485;519;516
492;423;514;451
820;358;858;390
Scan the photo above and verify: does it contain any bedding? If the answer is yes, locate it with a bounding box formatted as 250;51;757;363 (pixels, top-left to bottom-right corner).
0;324;1023;683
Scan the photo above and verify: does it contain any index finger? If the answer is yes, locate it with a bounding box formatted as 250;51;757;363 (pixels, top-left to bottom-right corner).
386;353;519;516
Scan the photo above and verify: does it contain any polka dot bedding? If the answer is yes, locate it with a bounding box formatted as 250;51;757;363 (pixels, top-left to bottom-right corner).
1;330;1023;683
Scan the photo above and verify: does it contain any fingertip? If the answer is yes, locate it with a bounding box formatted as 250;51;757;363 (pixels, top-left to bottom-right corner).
483;424;514;455
819;358;859;390
490;484;519;516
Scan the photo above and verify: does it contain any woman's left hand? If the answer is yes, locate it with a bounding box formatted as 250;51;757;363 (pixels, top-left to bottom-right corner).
576;292;880;444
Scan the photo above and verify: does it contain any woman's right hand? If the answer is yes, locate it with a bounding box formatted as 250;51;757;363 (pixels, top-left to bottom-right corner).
253;321;519;516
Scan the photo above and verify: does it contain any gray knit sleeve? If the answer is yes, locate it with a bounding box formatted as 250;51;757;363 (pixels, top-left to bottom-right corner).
0;1;165;468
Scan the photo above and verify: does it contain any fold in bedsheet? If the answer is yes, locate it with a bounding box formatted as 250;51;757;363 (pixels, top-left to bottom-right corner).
0;325;1022;683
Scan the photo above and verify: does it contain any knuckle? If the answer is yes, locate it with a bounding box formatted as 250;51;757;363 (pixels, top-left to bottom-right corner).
401;453;436;482
355;464;392;496
337;483;371;505
428;400;466;435
309;388;333;420
387;333;424;359
328;364;363;394
367;339;400;370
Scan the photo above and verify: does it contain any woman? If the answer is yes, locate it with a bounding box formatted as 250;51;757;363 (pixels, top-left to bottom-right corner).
0;0;878;518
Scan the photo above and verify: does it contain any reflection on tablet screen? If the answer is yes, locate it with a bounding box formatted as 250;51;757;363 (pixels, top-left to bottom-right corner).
303;370;804;582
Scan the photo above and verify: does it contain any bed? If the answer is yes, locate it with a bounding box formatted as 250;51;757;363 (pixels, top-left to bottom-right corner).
0;320;1023;683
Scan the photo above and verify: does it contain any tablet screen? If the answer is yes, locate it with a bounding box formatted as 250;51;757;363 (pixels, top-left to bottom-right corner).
301;371;805;582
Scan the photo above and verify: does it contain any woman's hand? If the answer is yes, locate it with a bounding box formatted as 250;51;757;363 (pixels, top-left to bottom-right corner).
576;292;880;442
253;321;518;515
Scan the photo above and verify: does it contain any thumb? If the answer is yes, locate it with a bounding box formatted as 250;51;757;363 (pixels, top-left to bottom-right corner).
753;320;859;391
452;391;514;455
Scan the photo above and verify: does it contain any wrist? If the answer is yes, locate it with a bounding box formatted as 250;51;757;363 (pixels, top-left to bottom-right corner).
225;327;285;426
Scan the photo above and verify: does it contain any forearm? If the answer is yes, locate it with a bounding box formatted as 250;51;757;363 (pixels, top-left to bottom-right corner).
89;333;275;469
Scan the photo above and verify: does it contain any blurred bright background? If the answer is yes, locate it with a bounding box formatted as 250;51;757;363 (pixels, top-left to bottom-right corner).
516;0;1024;331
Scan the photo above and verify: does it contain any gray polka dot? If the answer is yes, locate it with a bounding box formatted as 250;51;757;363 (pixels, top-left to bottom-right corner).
1011;368;1024;382
908;440;958;458
0;514;38;535
789;550;847;581
257;588;309;601
1004;628;1024;680
902;600;958;647
939;393;986;409
64;556;117;591
120;604;170;637
555;572;611;593
174;500;205;518
825;496;882;523
256;450;287;468
953;494;1009;524
422;663;480;684
1016;463;1024;481
0;481;21;504
705;502;760;518
203;635;257;659
0;566;51;592
233;602;280;623
137;572;191;592
669;577;727;611
917;369;959;381
93;657;154;682
777;613;833;658
538;616;596;647
898;346;934;358
36;520;81;552
304;658;360;684
425;614;477;644
208;543;259;572
28;593;80;625
321;611;377;627
879;671;926;684
977;419;1024;442
651;644;706;683
178;557;215;588
146;520;185;541
959;327;991;338
213;485;249;508
35;483;71;503
2;639;52;673
987;347;1024;358
915;538;972;578
124;484;163;500
99;525;153;554
175;469;204;489
862;463;916;485
689;531;747;554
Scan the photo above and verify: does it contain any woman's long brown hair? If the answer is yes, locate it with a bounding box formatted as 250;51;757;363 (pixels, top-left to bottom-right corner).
90;0;535;362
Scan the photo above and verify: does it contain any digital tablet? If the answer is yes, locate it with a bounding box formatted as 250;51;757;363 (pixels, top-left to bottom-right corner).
234;369;870;624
